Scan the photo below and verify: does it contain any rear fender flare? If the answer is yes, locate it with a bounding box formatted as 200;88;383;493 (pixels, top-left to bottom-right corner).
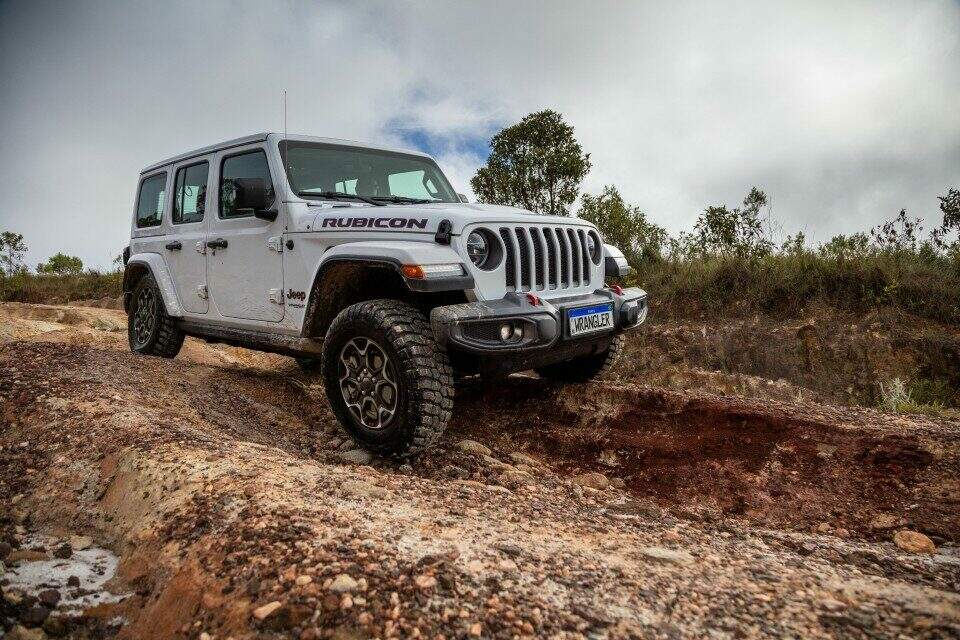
123;253;184;317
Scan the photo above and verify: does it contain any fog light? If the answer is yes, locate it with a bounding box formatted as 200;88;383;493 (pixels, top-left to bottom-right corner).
500;323;512;341
512;324;523;340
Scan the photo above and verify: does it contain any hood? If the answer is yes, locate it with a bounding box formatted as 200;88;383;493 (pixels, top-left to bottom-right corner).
296;201;596;235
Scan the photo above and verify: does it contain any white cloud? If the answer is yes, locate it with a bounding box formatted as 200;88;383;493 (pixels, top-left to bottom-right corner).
1;0;958;268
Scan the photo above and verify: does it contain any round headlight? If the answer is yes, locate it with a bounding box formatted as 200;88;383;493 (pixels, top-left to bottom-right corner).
466;231;490;268
587;232;602;264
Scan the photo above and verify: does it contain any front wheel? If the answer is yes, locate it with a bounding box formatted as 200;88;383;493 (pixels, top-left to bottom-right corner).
322;300;454;457
536;333;624;383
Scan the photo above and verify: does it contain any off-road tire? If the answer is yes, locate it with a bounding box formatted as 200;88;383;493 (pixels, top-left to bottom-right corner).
322;299;454;457
127;273;185;358
536;333;624;383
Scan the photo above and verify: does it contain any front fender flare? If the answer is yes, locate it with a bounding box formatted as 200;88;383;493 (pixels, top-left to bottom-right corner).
314;241;474;293
123;253;184;317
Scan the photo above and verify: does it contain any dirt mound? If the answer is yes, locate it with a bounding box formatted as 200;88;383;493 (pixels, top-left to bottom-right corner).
2;303;960;639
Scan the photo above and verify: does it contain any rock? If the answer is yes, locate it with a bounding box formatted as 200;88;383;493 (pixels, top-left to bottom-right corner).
21;604;51;625
414;575;437;589
42;615;68;637
508;452;538;466
6;549;48;564
37;589;61;607
295;575;313;586
52;544;72;559
894;530;936;554
572;472;609;490
869;513;904;530
68;536;92;551
639;546;694;566
820;598;847;612
66;576;80;588
495;543;522;557
456;439;491;457
342;480;388;499
8;626;47;640
609;477;626;490
0;541;12;560
252;600;282;620
335;449;373;465
328;574;359;594
817;522;831;533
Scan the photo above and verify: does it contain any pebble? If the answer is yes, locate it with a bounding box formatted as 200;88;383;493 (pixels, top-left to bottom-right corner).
328;574;359;593
295;575;313;586
335;449;373;465
639;546;695;566
252;600;282;620
508;451;538;466
6;549;48;564
37;589;60;607
69;535;93;551
572;472;609;490
52;544;73;559
893;530;936;554
342;480;388;499
456;439;491;457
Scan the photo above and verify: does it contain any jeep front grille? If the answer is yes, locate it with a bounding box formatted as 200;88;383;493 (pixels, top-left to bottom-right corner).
498;226;596;292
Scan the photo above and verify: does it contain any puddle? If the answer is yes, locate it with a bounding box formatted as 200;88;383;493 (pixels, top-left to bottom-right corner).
2;534;128;614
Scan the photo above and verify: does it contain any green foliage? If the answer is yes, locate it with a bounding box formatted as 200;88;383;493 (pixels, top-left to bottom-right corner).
932;187;960;251
0;270;122;304
577;185;667;266
470;110;591;216
37;252;84;275
682;187;773;259
0;231;28;276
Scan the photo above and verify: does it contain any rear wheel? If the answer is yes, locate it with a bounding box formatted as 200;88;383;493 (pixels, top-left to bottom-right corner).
128;273;184;358
536;333;624;383
322;299;454;457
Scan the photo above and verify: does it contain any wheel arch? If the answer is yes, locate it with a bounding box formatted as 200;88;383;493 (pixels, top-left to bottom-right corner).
122;253;184;317
301;253;469;339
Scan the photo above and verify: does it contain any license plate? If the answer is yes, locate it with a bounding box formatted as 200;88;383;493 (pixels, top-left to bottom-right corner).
567;303;614;337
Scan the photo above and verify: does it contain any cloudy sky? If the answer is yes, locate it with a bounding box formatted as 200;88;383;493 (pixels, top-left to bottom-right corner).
1;0;958;269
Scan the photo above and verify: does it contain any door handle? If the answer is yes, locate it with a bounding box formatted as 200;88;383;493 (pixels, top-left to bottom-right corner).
206;238;228;249
165;241;182;251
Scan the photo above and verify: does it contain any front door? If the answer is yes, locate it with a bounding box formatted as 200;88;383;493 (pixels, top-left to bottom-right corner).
166;160;210;314
206;147;284;323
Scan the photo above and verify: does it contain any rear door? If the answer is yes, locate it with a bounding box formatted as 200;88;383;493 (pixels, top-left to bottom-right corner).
166;160;210;314
206;146;284;323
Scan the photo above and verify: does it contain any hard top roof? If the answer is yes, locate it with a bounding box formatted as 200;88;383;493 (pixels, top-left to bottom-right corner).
140;133;432;175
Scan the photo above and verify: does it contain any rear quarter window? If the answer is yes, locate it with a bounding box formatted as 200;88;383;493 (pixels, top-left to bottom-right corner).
136;173;167;228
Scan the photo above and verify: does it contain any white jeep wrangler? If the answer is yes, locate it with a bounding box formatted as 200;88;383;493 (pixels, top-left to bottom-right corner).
123;133;646;456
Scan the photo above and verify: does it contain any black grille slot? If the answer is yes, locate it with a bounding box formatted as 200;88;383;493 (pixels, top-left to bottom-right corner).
516;227;531;290
567;229;580;286
556;229;569;286
543;228;558;287
578;229;590;282
530;228;545;289
500;227;516;290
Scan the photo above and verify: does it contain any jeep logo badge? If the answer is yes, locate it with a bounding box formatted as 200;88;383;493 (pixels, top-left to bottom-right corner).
287;289;306;302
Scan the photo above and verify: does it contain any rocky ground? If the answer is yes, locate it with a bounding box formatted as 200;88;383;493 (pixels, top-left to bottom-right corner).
1;302;958;640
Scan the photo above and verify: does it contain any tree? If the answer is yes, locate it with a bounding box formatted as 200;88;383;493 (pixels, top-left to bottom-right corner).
688;187;773;258
470;110;591;216
0;231;28;276
37;252;84;275
577;185;666;267
932;187;960;251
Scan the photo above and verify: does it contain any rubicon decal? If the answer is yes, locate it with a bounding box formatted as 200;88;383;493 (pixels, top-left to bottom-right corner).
320;217;429;230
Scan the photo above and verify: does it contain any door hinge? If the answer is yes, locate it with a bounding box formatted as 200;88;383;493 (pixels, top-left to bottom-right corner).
269;288;285;304
197;285;208;300
195;241;207;255
267;236;284;253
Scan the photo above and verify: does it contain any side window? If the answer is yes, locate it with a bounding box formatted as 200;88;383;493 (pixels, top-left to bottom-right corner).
173;162;209;224
136;173;166;228
220;150;274;218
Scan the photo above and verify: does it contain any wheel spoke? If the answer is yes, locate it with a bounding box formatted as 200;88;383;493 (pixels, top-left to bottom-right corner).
338;336;397;430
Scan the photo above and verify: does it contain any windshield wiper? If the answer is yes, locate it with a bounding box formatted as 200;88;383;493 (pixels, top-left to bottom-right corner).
370;195;435;205
299;191;385;207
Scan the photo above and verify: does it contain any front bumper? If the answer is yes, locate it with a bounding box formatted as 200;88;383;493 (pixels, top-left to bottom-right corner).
430;287;647;354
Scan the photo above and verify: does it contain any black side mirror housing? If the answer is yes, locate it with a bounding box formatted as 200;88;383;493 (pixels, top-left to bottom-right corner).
225;178;276;220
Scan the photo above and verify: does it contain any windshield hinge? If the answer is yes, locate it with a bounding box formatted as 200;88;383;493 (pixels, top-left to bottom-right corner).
435;219;452;245
269;288;285;304
197;285;208;300
267;236;284;253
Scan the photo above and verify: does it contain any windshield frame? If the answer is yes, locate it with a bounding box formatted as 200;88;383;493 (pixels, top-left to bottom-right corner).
278;140;459;204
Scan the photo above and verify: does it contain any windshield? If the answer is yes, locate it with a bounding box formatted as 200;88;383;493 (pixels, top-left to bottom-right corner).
280;141;458;203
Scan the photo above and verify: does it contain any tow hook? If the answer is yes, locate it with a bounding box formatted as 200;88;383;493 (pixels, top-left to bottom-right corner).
525;292;541;306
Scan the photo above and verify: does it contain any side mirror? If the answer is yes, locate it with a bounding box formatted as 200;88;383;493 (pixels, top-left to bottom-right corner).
458;193;469;203
224;178;276;220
